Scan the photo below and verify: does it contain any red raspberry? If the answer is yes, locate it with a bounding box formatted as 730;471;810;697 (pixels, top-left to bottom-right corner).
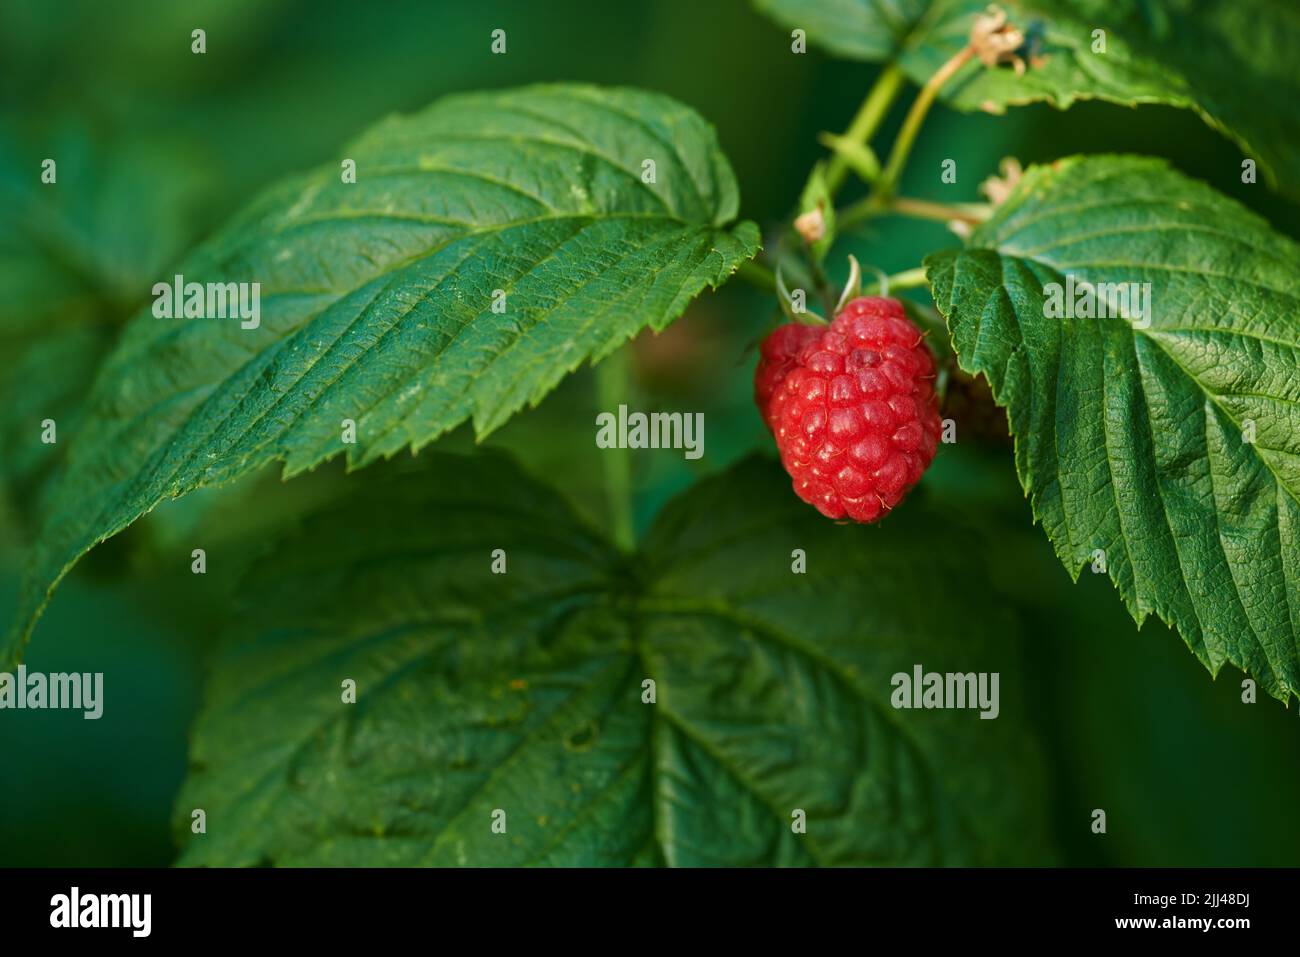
755;297;941;523
754;321;822;429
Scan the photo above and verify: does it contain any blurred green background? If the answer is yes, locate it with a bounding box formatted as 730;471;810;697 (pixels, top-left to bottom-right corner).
1;0;1297;867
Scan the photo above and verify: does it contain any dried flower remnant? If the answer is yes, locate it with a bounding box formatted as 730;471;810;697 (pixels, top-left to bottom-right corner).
980;157;1024;206
971;5;1028;74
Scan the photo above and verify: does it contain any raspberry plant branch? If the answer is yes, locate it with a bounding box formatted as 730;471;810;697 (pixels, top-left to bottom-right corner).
762;57;950;307
778;34;991;312
875;46;975;200
863;266;929;296
780;64;907;310
824;63;906;194
818;132;881;185
837;194;991;230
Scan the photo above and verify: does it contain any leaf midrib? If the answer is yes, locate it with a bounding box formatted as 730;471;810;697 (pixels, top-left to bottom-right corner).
198;522;985;865
636;596;984;864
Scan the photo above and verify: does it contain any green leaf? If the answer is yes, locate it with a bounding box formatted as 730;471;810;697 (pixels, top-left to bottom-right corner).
6;83;759;665
754;0;1300;195
175;453;1054;867
926;154;1300;702
755;0;930;60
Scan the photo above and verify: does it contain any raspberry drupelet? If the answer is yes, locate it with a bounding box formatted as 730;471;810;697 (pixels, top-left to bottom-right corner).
755;296;941;523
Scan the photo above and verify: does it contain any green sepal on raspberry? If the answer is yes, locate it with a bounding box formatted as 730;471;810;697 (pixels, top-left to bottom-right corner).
755;296;941;523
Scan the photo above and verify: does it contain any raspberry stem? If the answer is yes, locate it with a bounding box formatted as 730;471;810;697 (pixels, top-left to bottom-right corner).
824;64;906;195
838;195;991;230
863;267;929;296
876;46;975;200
